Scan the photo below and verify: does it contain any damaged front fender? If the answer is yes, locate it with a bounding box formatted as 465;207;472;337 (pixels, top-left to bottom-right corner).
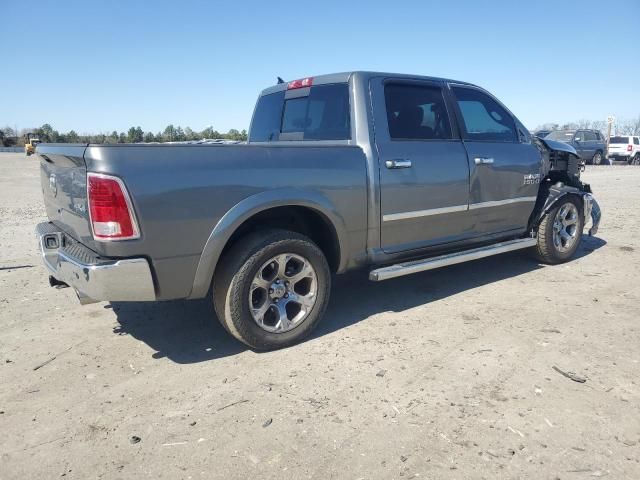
583;193;601;236
530;183;601;237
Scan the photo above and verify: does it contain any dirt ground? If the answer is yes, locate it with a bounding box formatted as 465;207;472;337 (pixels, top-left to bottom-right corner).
0;152;639;479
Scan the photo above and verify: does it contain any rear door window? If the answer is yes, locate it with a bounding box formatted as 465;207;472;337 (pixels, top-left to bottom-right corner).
584;131;597;141
384;83;453;140
634;137;639;145
451;86;516;142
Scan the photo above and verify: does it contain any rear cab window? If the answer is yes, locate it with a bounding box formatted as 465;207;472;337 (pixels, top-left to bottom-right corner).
249;83;351;142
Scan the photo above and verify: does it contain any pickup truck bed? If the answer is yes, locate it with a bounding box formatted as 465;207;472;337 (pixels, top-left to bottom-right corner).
39;142;367;300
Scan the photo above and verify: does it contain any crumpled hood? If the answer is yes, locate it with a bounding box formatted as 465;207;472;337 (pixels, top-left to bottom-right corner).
539;138;579;158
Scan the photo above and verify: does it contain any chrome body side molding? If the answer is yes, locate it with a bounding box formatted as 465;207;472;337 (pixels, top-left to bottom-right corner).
383;196;538;222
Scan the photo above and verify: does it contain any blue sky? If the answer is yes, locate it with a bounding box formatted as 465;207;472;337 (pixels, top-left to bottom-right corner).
1;0;638;134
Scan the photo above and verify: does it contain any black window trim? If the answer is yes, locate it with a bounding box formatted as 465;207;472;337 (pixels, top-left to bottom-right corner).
382;78;459;143
447;82;519;144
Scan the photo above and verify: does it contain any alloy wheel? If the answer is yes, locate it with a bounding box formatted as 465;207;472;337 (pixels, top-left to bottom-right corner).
552;203;579;253
248;253;318;333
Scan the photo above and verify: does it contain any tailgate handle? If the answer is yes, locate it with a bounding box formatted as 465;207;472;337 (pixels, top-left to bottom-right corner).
385;159;412;169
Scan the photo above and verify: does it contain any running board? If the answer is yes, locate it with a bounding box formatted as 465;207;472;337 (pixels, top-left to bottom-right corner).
369;237;537;281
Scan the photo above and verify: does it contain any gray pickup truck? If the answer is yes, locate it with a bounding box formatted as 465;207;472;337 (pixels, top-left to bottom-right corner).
36;71;601;350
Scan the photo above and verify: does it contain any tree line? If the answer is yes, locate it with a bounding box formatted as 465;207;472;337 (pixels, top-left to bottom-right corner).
3;116;640;148
533;117;640;136
1;124;248;147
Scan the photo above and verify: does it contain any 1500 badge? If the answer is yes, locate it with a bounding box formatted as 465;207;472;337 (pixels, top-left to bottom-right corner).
524;173;541;185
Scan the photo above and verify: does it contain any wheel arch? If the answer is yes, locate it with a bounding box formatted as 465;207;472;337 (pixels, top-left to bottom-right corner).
528;183;585;232
189;189;348;299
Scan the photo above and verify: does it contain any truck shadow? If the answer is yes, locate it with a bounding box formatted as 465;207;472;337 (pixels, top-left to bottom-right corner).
111;235;606;364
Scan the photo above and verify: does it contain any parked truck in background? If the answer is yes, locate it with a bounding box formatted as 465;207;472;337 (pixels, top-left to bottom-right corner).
608;135;640;164
544;129;607;165
35;71;601;350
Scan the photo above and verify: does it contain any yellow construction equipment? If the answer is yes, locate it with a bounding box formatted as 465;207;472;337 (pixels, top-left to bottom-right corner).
24;133;41;156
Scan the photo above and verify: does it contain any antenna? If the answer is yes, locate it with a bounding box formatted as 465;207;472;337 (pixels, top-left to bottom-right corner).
277;77;285;84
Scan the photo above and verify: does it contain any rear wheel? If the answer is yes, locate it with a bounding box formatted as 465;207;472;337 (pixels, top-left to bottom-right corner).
592;151;604;165
631;154;640;166
533;196;584;264
213;229;331;350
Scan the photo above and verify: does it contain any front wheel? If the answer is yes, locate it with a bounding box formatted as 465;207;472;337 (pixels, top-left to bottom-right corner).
213;229;331;350
533;196;584;264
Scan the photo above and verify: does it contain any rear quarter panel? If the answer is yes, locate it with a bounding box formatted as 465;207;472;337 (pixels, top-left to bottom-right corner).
83;144;368;300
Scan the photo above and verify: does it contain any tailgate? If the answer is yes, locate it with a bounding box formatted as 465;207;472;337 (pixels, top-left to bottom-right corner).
37;144;93;245
608;144;627;153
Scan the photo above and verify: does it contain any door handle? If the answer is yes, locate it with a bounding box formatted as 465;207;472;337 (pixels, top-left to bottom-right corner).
474;157;494;165
385;159;412;169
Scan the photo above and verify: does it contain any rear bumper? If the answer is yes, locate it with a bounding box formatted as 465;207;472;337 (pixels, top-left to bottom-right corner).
607;153;630;161
35;222;156;304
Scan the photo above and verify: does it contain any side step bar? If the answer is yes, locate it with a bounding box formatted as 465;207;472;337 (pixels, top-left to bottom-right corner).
369;237;537;281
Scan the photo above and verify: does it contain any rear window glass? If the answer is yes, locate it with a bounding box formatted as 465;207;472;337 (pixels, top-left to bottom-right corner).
281;97;308;133
249;91;286;142
610;136;630;144
250;83;351;142
281;84;351;140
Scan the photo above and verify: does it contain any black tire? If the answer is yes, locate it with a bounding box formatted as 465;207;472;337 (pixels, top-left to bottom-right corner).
533;196;584;264
631;154;640;166
213;229;331;350
592;151;604;165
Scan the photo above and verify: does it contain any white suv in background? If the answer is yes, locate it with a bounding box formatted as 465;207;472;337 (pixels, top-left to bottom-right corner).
608;135;640;164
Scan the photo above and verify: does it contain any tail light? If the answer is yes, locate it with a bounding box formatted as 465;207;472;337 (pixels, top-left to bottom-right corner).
287;77;313;90
627;144;633;152
87;173;140;240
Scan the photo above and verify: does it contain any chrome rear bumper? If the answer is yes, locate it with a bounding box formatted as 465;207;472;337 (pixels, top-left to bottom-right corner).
36;222;156;305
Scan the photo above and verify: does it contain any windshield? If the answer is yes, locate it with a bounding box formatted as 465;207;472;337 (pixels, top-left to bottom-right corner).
545;130;575;142
609;136;629;144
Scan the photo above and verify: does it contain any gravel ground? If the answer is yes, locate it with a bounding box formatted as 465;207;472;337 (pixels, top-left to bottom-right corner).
0;152;639;479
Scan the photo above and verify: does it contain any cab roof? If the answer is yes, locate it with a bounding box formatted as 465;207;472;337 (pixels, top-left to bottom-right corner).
259;71;475;96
